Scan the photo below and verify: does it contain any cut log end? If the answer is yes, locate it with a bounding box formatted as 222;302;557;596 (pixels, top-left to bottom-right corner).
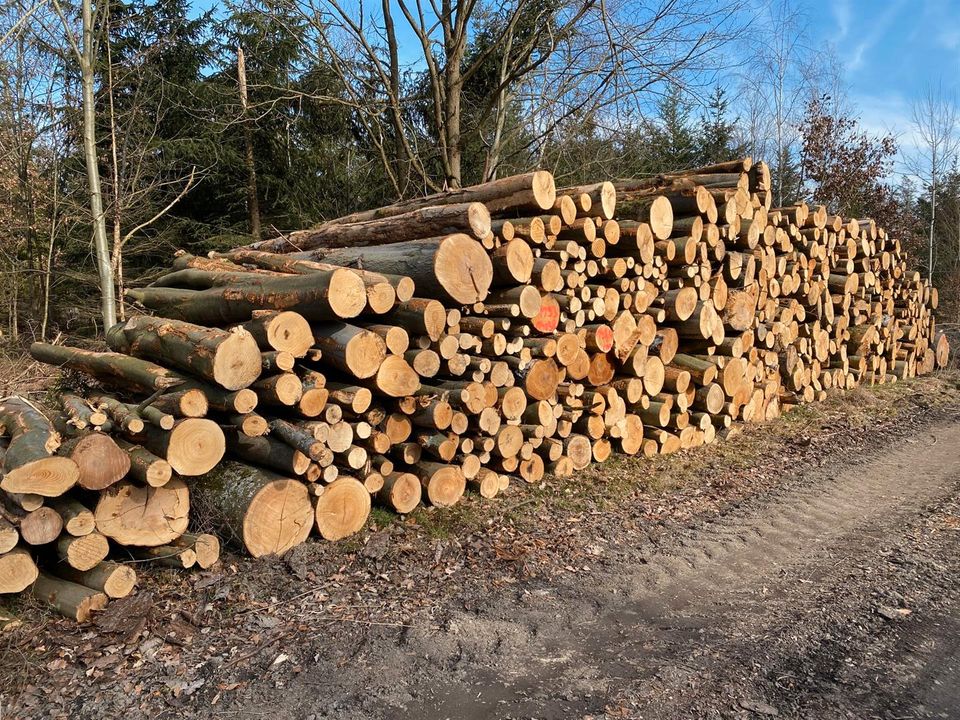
0;456;79;498
434;234;494;304
313;477;371;541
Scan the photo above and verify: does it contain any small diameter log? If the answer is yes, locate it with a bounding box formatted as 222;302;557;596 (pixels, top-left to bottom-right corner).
251;373;303;406
242;310;314;357
307;170;555;224
263;202;492;251
312;323;386;379
372;355;420;397
106;316;262;391
222;250;416;303
226;433;311;476
150;388;209;418
56;561;137;598
413;462;466;508
269;419;327;462
18;507;63;545
58;433;130;491
62;394;102;429
116;440;173;487
48;497;95;536
468;468;500;499
191;460;312;558
95;479;190;547
313;477;371;541
0;518;17;553
125;267;367;324
172;533;220;569
129;545;196;569
230;412;270;437
376;472;422;514
30;343;187;393
30;571;107;621
0;547;38;593
135;419;225;476
0;398;78;497
57;532;109;571
138;404;175;430
91;395;144;434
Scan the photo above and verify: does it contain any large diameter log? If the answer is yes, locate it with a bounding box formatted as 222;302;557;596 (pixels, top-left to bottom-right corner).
313;477;371;541
256;202;492;252
0;547;38;593
310;234;493;305
134;419;225;476
58;433;130;491
95;479;190;547
107;316;262;391
125;267;367;323
30;571;107;621
55;561;137;599
309;171;555;225
0;397;79;497
191;461;312;557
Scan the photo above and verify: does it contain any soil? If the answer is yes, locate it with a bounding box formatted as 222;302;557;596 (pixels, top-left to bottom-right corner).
3;374;960;720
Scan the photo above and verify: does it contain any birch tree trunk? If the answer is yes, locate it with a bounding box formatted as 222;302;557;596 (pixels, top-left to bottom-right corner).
80;0;116;328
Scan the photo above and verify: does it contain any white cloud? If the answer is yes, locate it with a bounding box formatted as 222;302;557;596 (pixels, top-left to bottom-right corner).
832;0;851;40
841;0;908;74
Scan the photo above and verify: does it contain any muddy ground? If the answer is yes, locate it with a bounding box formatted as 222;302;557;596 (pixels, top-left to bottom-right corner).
3;373;960;720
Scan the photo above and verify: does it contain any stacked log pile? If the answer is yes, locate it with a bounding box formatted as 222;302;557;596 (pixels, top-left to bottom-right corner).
1;158;949;621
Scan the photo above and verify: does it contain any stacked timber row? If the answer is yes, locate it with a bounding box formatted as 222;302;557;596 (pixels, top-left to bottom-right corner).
3;160;949;621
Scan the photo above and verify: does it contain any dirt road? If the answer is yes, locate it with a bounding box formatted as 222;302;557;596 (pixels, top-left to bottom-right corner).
6;383;960;720
259;414;960;720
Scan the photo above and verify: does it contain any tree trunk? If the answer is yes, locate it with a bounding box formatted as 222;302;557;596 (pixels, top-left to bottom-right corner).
107;316;262;390
313;477;371;541
30;571;107;621
237;46;261;241
0;547;38;594
306;234;492;305
94;478;189;547
251;202;491;253
55;560;136;599
190;460;312;557
80;0;116;328
125;267;367;324
0;397;79;497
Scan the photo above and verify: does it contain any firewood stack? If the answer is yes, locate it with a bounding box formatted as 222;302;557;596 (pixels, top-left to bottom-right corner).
1;158;948;621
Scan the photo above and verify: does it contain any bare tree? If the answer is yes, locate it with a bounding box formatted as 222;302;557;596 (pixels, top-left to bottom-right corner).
279;0;745;194
51;0;117;328
736;0;811;206
908;83;959;277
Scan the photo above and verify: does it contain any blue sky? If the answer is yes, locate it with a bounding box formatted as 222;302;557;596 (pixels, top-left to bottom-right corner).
810;0;960;158
193;0;959;168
